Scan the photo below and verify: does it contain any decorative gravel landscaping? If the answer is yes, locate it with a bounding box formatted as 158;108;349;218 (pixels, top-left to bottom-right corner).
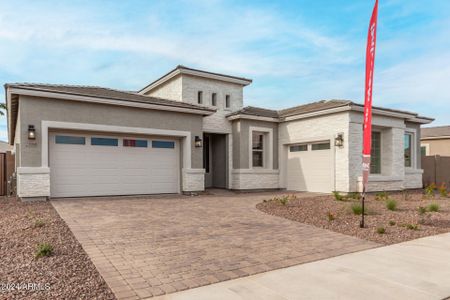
257;189;450;245
0;197;115;300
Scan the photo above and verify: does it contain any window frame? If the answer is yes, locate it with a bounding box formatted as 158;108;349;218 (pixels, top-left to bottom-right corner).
225;95;230;108
249;127;273;169
197;91;203;104
311;141;331;151
370;131;381;174
290;144;308;152
152;140;175;149
252;131;265;168
91;137;119;147
123;139;148;148
55;135;86;145
404;130;417;169
211;93;217;106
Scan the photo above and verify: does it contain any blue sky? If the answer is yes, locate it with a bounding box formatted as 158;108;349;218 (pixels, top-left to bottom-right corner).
1;0;449;141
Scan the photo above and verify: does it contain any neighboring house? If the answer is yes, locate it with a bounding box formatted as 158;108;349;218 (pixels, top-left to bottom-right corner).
5;65;433;199
421;126;450;156
0;140;12;153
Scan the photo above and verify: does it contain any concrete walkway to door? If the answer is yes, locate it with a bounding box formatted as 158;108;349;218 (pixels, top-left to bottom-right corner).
155;232;450;300
52;191;378;299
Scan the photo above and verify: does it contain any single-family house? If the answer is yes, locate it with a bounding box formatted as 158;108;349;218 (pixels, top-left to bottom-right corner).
5;65;433;199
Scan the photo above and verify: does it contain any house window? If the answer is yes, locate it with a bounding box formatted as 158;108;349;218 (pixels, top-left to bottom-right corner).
370;131;381;174
404;133;413;167
311;142;330;150
225;95;230;108
290;144;307;152
421;146;427;156
55;135;85;145
123;139;148;148
197;91;203;104
252;132;264;167
152;140;175;149
91;137;118;146
211;93;217;106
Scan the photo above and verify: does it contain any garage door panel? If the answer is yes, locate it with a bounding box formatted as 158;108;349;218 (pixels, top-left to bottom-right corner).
50;133;180;197
287;144;333;193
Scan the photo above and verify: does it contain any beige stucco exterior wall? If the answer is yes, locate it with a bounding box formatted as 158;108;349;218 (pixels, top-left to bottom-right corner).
421;139;450;156
17;95;204;169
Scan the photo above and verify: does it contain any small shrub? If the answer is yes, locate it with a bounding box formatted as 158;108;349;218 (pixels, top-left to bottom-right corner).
405;224;419;230
33;219;45;228
385;199;397;211
332;191;345;201
289;194;298;201
279;195;289;206
438;183;447;197
375;191;388;201
347;192;361;200
327;212;335;222
376;227;386;234
418;206;427;215
35;243;53;258
427;203;440;212
388;220;396;226
351;203;363;215
424;183;436;198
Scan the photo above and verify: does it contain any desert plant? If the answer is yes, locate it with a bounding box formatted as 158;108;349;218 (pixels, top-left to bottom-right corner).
388;220;396;226
351;203;363;215
332;191;345;201
438;183;447;197
405;224;419;230
33;219;45;228
424;183;436;198
375;191;388;201
402;189;409;201
347;192;361;200
327;212;335;222
279;195;289;206
35;243;53;258
376;227;386;234
289;194;298;201
418;206;427;215
385;199;397;211
427;203;440;212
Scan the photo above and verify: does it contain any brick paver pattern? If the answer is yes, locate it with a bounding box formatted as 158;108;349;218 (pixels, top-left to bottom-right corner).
52;192;379;300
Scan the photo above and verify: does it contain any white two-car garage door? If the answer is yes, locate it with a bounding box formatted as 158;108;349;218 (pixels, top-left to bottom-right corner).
286;141;333;193
49;132;179;198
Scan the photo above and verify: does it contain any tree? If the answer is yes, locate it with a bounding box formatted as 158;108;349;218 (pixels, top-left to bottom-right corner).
0;103;6;116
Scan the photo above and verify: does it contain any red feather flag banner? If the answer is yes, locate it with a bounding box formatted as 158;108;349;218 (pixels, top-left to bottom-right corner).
361;0;379;227
362;0;379;191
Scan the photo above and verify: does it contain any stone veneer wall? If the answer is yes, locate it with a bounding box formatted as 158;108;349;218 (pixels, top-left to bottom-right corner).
182;169;205;192
17;168;50;198
231;170;279;190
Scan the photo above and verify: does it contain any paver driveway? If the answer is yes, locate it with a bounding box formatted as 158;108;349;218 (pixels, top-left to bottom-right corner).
52;192;378;300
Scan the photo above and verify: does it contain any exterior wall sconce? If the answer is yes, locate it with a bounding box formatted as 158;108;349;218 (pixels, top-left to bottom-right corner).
334;133;344;147
28;125;36;140
194;136;202;147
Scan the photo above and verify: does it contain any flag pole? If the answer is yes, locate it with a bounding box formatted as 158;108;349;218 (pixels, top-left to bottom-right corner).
361;0;379;228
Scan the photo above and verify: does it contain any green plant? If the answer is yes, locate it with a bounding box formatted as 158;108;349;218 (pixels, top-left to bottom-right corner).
427;203;440;212
385;199;397;211
375;191;388;201
406;224;419;230
351;203;363;215
424;183;436;198
279;195;289;206
327;212;335;222
35;243;53;258
347;192;361;200
376;227;386;234
438;183;447;197
332;191;345;201
33;219;45;228
418;206;427;215
388;220;396;226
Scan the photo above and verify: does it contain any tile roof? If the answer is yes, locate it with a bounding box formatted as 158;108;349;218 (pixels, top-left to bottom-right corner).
278;100;352;117
227;106;279;118
421;126;450;138
5;83;215;112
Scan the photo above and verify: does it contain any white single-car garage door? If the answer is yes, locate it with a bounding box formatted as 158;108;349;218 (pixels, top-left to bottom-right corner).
286;140;333;193
49;132;180;198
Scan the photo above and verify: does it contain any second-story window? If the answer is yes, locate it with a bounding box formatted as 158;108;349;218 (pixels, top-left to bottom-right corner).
225;95;230;108
211;93;217;106
198;91;203;104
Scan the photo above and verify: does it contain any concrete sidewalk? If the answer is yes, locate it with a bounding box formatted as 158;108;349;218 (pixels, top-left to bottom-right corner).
155;233;450;300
